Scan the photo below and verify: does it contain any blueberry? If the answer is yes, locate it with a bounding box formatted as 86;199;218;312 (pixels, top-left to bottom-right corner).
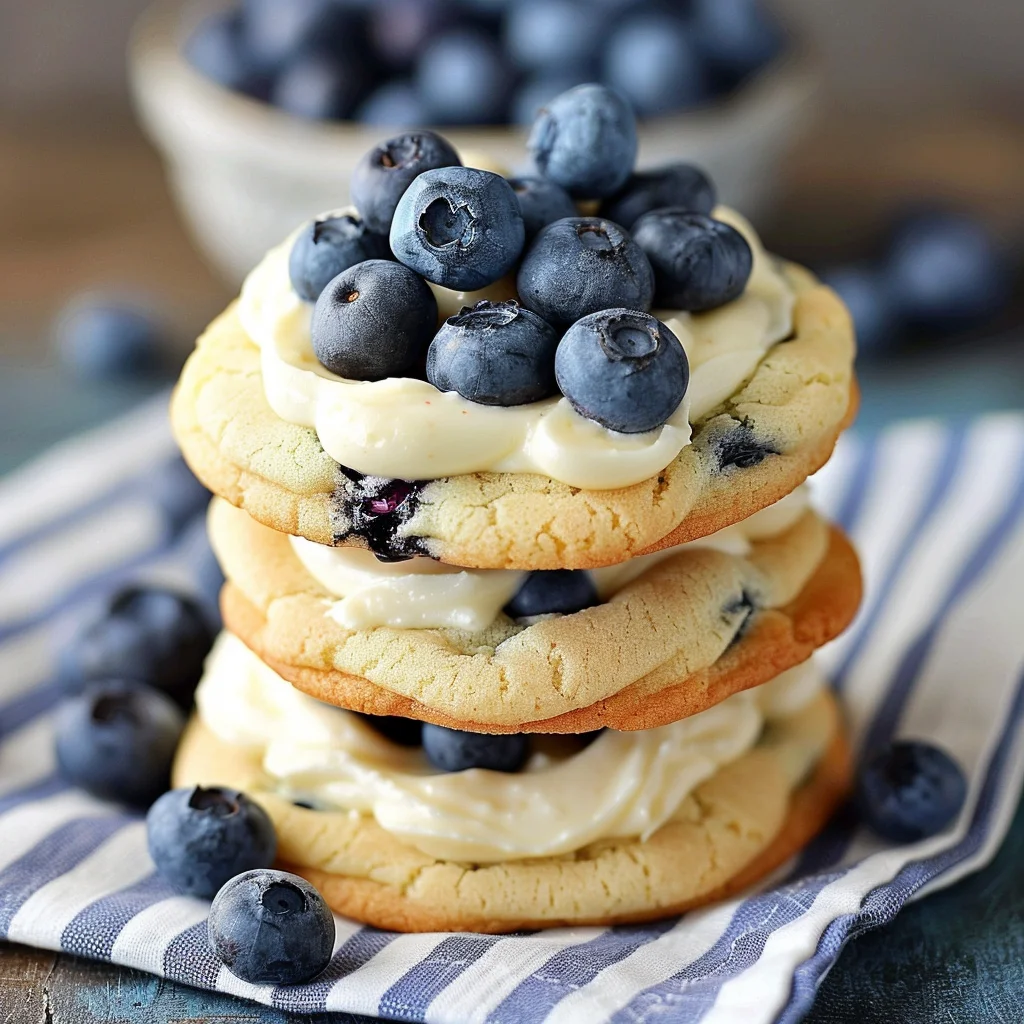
555;308;688;433
351;130;462;235
690;0;785;90
148;456;211;535
289;213;390;303
857;740;967;843
632;210;753;311
270;50;369;121
516;217;654;330
427;300;559;406
528;84;638;198
507;176;577;241
356;80;428;127
422;725;529;773
601;164;717;231
54;299;164;381
242;0;359;73
147;787;277;898
504;570;599;618
311;260;437;380
414;28;512;125
390;168;525;291
368;0;450;68
54;681;184;807
820;264;899;354
504;0;604;73
184;11;269;98
61;587;214;708
602;12;706;118
362;715;423;747
208;870;335;985
510;73;587;127
884;210;1010;330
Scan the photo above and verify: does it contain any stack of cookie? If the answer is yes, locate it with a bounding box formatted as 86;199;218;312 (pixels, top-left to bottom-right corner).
170;85;860;932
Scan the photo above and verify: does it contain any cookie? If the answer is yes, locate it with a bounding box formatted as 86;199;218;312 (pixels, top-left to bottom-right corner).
209;496;862;732
173;685;850;932
171;263;856;570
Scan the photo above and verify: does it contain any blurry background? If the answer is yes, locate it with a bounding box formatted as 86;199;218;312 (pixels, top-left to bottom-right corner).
1;0;1022;472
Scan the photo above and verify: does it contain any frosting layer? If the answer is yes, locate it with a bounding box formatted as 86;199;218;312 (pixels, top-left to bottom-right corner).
196;632;825;862
237;206;794;490
291;486;810;630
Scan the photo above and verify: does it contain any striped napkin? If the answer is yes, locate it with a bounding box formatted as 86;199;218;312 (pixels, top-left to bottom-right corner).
2;397;1023;1024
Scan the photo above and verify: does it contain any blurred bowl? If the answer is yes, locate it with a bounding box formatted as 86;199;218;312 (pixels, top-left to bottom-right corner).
129;0;817;286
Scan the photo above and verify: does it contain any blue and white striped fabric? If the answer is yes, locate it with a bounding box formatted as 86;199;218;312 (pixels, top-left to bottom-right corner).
2;398;1024;1024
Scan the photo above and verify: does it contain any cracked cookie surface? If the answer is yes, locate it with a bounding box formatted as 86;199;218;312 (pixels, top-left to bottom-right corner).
174;688;849;932
172;265;855;570
211;499;862;731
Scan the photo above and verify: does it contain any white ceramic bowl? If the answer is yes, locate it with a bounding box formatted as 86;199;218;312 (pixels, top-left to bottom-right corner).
129;0;817;286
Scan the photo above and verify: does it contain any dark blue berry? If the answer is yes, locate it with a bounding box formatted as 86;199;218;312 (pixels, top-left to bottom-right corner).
208;869;335;985
242;0;358;73
504;570;599;618
390;167;525;290
61;587;214;708
528;84;637;198
690;0;785;90
510;73;587;127
356;80;428;127
414;28;512;125
422;725;529;773
517;217;653;330
857;740;967;843
555;308;688;433
368;0;450;68
507;176;577;241
351;130;462;235
289;213;390;303
632;210;753;311
427;300;559;406
55;300;164;381
601;164;717;231
147;787;277;898
504;0;604;74
820;264;898;354
54;681;184;807
184;11;269;99
148;456;211;535
270;50;369;121
602;12;706;117
362;715;423;747
311;260;437;380
884;210;1010;330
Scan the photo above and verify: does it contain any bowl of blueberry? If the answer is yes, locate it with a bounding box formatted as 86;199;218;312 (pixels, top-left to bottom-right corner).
129;0;816;284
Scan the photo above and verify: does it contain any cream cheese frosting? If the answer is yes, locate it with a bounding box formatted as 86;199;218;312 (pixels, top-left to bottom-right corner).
237;205;794;490
289;486;810;630
196;632;826;862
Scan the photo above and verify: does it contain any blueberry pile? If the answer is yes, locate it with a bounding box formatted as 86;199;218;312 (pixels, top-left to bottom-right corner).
185;0;787;126
300;84;750;433
820;208;1011;354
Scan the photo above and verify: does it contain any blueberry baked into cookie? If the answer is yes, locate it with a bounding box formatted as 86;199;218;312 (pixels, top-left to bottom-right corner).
165;85;860;935
171;85;856;571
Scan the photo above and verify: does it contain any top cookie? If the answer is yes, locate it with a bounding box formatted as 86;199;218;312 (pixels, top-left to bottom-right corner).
171;86;856;570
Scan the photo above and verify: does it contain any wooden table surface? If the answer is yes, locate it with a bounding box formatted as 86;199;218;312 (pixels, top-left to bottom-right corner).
2;107;1023;1023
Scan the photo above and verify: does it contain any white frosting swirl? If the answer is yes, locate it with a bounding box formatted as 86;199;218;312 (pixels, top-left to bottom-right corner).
237;206;794;490
290;487;810;630
196;633;825;862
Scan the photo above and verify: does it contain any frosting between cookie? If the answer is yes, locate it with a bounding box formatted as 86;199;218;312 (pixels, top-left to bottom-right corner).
196;633;825;862
237;206;794;490
289;486;810;630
